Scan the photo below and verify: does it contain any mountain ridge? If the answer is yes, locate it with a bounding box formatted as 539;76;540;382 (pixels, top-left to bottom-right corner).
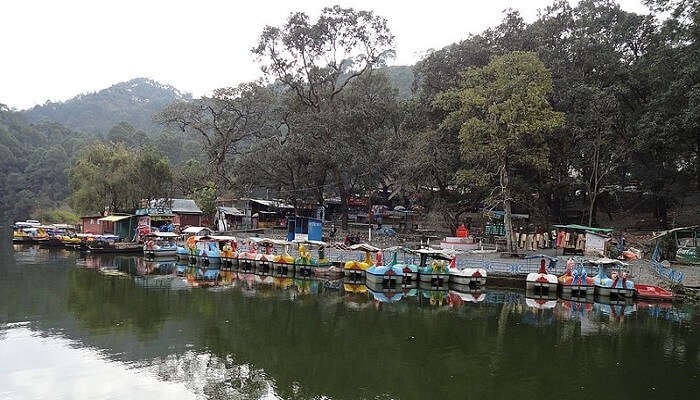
22;77;193;135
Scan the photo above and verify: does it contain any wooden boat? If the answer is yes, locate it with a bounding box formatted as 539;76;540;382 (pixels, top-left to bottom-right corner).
590;258;635;298
416;248;451;288
366;252;403;287
525;254;559;293
558;258;595;296
343;243;379;281
449;257;487;289
143;232;179;258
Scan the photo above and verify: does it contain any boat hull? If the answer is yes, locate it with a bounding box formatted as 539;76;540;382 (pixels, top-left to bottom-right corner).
449;275;487;287
343;268;366;282
221;257;239;270
595;286;636;298
255;260;274;275
560;284;595;296
295;264;315;277
12;237;36;244
419;273;450;288
525;281;558;292
196;256;221;266
239;258;256;273
365;271;403;287
272;262;294;276
144;250;177;258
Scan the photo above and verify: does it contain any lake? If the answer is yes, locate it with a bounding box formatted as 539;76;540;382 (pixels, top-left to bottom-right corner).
0;238;698;400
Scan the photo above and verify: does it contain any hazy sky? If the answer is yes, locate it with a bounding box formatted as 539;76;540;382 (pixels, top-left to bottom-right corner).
1;0;648;110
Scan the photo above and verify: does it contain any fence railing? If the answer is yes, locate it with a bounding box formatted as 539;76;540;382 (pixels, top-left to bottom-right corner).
650;247;684;285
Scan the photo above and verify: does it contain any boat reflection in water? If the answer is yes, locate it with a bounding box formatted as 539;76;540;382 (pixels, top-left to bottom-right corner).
4;243;698;400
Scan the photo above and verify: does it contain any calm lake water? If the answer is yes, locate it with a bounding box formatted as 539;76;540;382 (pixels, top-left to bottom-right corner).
0;236;698;400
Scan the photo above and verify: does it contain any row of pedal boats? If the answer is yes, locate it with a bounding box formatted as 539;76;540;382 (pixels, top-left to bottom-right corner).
142;234;668;300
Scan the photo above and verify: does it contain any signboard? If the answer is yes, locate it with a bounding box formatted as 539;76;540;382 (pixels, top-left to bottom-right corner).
348;197;369;207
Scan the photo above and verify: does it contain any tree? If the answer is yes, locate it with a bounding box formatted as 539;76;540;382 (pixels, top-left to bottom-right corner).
252;5;395;228
69;142;173;214
436;52;564;250
157;82;278;189
106;122;148;147
192;181;218;221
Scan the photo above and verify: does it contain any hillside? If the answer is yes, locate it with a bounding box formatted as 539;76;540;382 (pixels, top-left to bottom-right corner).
0;105;88;222
22;78;192;135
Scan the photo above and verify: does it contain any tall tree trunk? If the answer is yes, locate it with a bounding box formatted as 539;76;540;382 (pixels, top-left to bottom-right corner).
587;129;601;227
696;127;700;189
587;191;597;227
502;164;513;252
333;168;349;229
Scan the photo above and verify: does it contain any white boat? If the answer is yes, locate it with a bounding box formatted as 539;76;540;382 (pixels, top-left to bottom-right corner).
525;254;559;293
449;260;487;288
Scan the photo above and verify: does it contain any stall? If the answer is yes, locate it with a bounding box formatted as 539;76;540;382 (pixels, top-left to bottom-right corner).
552;224;613;256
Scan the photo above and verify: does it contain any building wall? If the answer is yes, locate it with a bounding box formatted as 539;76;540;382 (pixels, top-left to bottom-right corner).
81;217;103;234
176;213;201;227
101;221;115;233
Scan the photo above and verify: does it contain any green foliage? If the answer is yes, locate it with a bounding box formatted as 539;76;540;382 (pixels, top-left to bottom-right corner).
157;82;277;188
192;181;218;218
436;52;564;246
69;142;173;214
31;206;79;224
0;107;87;222
437;51;564;190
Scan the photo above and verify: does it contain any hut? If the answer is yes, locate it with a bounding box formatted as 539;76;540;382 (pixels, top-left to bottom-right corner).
215;206;244;231
171;199;203;227
80;215;104;234
97;214;135;240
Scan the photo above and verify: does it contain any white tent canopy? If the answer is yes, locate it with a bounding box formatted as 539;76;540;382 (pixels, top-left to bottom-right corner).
182;226;212;234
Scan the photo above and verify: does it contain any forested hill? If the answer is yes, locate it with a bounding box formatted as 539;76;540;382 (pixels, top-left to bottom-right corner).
0;105;88;222
22;78;192;135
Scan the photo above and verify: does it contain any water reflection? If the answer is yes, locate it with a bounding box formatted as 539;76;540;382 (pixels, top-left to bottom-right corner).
1;243;698;400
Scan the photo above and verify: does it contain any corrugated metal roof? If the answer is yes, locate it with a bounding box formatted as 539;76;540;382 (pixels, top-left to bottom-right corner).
248;198;294;209
182;226;212;234
171;199;202;214
218;206;244;216
148;198;202;214
98;215;132;222
553;224;613;234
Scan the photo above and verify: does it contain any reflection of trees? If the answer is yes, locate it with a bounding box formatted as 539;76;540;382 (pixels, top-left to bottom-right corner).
8;256;698;400
66;269;170;336
150;351;276;400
